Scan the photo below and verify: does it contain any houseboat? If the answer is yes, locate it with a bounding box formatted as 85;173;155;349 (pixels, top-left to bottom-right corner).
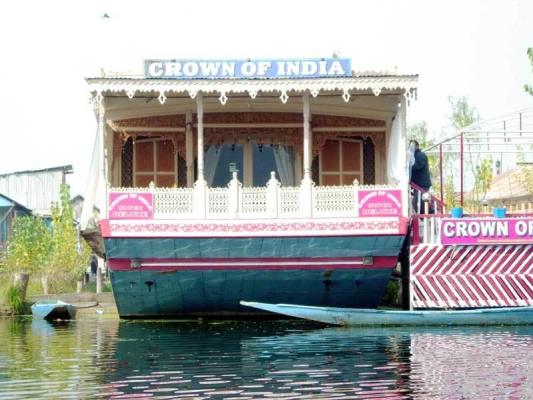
408;111;533;311
84;58;417;318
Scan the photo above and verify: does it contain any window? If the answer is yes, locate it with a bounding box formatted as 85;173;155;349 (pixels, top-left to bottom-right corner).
134;138;176;187
208;144;243;188
320;139;363;185
206;143;295;187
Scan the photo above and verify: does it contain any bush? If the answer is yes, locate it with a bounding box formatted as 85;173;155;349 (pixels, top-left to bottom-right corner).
4;286;30;315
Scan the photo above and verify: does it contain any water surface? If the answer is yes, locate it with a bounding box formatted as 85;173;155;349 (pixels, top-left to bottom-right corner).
0;318;532;399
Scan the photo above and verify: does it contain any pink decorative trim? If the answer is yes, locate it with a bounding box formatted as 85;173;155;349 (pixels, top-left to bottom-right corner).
101;217;408;238
108;256;397;272
410;244;533;309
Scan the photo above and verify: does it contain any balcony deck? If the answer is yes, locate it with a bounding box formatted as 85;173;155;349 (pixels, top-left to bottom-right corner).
107;173;404;222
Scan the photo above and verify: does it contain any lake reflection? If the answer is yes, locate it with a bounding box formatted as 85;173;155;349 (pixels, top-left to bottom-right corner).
0;318;532;399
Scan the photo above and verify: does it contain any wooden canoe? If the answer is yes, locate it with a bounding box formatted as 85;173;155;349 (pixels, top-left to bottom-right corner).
31;300;76;321
240;301;533;326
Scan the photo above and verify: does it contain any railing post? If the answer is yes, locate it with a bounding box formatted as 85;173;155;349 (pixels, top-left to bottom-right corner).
299;178;314;218
193;180;207;219
228;172;241;219
353;179;360;217
266;171;280;218
423;201;429;243
300;94;314;218
148;181;156;218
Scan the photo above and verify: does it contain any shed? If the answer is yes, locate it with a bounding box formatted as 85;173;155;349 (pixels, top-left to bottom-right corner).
0;193;31;250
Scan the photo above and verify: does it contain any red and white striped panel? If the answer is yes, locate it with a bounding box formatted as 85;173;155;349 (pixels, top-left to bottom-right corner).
410;244;533;309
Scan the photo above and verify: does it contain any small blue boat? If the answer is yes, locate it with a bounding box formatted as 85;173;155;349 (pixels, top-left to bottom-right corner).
31;300;76;321
240;301;533;326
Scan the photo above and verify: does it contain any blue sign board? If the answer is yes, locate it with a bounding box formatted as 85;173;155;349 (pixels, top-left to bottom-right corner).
144;58;352;79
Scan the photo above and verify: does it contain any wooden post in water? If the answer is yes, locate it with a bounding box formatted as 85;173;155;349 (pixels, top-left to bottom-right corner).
96;257;104;294
13;273;29;300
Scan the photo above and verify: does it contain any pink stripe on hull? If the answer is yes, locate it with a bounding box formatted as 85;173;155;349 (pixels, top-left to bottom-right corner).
107;256;398;272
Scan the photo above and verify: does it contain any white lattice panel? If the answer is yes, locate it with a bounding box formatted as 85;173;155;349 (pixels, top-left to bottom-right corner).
109;186;152;192
240;187;268;215
313;186;355;216
154;189;194;218
207;188;229;216
279;187;300;216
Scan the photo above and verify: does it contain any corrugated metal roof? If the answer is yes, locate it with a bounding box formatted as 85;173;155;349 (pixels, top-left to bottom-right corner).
0;193;31;211
0;167;72;215
0;164;73;177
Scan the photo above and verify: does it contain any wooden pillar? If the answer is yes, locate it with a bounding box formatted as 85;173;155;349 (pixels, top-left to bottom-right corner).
185;111;194;187
300;94;313;217
96;256;104;294
99;103;108;218
196;93;205;182
194;93;207;218
302;95;312;181
295;150;303;184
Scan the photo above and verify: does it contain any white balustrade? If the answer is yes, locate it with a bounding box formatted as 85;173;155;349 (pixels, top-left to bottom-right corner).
240;187;268;217
313;185;356;217
109;175;403;221
153;187;194;219
207;187;230;218
279;187;301;217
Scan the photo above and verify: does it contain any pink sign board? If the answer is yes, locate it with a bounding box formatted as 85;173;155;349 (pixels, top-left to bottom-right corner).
358;189;402;217
108;193;153;220
441;218;533;245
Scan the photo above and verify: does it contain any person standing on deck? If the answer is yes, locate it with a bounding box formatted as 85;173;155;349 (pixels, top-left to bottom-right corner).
409;140;432;213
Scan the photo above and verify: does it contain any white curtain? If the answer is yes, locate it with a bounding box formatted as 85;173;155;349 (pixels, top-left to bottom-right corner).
204;145;222;186
273;145;295;186
387;101;407;185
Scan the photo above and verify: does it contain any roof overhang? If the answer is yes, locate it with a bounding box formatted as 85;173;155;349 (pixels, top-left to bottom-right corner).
86;75;418;106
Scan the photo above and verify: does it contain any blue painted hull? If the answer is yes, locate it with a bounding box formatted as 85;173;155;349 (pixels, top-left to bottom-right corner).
110;268;393;318
104;235;404;259
31;301;76;320
104;234;405;318
240;302;533;326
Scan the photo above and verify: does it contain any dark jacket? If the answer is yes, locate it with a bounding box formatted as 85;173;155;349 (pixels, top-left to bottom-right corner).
410;149;431;190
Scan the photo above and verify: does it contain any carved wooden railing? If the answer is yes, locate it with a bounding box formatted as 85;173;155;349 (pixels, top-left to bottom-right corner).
109;172;403;220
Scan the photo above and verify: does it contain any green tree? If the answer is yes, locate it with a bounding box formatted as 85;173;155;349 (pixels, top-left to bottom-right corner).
525;48;533;96
517;147;533;195
448;96;483;211
448;96;480;130
43;184;91;294
3;215;51;300
4;216;51;273
408;121;432;148
473;156;493;207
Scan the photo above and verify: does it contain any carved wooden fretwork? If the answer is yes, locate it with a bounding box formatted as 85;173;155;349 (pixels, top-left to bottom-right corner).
113;130;186;157
112;112;385;128
203;112;303;124
363;137;375;185
312;114;386;127
203;128;303;151
120;137;133;187
113;114;186;128
312;131;385;156
110;113;386;158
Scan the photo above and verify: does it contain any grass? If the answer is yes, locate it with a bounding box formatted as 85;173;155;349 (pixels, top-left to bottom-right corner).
82;281;112;293
380;279;401;308
4;286;31;315
0;273;112;303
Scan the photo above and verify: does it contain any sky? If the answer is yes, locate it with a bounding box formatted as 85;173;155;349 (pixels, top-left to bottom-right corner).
0;0;531;196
